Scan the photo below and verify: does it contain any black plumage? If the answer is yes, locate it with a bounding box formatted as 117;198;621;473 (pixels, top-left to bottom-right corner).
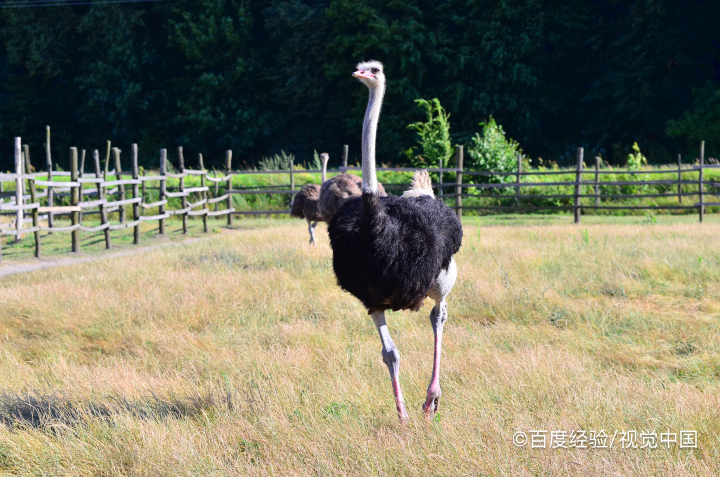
328;193;462;314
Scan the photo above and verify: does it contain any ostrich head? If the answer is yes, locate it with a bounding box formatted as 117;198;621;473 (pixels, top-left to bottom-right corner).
353;60;385;195
352;60;385;90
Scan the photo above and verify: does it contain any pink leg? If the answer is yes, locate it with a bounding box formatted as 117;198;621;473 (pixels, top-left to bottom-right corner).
423;299;447;418
371;311;409;422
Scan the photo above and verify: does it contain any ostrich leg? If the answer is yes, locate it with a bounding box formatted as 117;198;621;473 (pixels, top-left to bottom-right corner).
307;220;318;246
423;258;457;418
371;310;409;422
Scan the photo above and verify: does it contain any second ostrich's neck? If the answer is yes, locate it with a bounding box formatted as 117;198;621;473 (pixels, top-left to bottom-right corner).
321;159;327;182
362;83;384;194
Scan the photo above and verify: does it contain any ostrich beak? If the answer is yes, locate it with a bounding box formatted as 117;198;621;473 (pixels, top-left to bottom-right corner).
352;70;375;79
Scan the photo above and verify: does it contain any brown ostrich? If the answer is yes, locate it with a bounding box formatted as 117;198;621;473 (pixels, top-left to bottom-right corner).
292;153;386;244
290;153;330;246
318;173;385;222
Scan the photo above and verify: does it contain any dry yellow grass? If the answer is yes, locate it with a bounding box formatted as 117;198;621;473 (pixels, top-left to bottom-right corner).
0;217;719;476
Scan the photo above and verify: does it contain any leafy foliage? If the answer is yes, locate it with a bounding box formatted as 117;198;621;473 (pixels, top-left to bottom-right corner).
623;142;649;194
0;0;717;171
467;118;520;185
309;150;322;171
626;142;648;171
258;150;294;171
168;0;270;156
405;98;452;169
666;82;720;154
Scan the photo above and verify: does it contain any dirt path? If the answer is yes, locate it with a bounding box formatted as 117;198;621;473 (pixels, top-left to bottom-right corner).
0;237;204;279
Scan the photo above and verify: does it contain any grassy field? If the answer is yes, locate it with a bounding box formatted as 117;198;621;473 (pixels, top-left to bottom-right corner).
0;215;719;475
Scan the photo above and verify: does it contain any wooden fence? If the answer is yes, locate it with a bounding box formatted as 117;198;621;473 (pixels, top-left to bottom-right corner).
0;139;235;261
449;145;719;223
1;139;718;262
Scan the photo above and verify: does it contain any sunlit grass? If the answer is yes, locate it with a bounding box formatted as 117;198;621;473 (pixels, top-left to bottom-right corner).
0;216;718;475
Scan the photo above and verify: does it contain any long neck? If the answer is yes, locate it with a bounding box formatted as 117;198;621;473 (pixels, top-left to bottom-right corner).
361;83;384;194
321;158;327;182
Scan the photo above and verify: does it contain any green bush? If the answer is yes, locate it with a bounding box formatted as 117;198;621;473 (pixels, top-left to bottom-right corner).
405;98;453;169
467;117;521;185
258;150;294;171
667;81;720;153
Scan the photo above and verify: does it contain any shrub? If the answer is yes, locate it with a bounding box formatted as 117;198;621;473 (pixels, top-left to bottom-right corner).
405;98;453;169
467;117;521;185
259;150;294;171
309;150;322;171
623;142;649;195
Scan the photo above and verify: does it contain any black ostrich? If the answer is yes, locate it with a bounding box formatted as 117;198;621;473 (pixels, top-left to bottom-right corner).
327;61;463;422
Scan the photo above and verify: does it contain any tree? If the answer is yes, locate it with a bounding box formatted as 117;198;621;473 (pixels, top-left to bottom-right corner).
467;117;521;185
667;82;720;155
168;0;271;164
405;98;452;169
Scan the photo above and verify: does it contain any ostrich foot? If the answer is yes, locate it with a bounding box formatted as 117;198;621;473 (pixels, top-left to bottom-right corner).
398;406;409;423
422;399;439;418
391;377;409;423
422;385;441;419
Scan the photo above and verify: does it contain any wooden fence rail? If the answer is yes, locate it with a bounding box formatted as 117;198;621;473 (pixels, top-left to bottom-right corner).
0;140;718;262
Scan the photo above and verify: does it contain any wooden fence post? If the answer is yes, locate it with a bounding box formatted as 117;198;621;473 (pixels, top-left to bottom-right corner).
21;148;26;199
455;145;463;219
94;150;111;249
198;153;208;233
178;146;188;234
23;145;40;258
70;147;79;252
225;150;233;226
213;170;219;212
45;126;54;232
574;147;583;224
677;154;682;204
14;138;23;242
699;140;704;223
80;149;86;175
594;157;600;208
114;147;126;223
159;149;167;235
132;144;140;244
438;154;444;199
78;150;86;224
515;153;522;207
104;141;111;180
141;168;146;210
289;155;295;209
343;145;349;168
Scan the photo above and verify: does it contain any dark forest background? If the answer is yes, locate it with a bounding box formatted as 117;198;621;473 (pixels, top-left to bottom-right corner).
0;0;718;170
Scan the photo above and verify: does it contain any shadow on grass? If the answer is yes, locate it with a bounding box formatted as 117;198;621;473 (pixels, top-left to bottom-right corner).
0;388;234;430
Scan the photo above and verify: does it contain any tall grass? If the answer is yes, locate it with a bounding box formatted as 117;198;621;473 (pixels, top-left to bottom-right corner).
0;217;718;475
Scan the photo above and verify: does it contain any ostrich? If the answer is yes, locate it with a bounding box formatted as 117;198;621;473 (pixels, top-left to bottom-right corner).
318;172;386;223
290;152;330;245
293;153;386;244
327;61;463;422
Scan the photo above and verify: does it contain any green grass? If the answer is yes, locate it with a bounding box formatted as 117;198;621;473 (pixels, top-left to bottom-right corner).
0;216;718;475
0;217;225;263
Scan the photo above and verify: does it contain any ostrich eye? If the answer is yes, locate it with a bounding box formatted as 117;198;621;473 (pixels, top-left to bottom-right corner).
371;68;379;74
